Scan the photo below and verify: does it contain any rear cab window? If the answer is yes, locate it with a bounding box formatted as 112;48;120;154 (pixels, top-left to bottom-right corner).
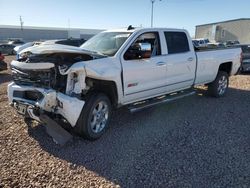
164;31;190;54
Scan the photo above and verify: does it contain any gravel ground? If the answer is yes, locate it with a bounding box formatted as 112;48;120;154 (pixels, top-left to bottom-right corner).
0;56;250;188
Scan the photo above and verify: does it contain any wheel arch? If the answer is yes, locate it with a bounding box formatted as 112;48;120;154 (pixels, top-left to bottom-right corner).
85;77;119;108
218;61;232;75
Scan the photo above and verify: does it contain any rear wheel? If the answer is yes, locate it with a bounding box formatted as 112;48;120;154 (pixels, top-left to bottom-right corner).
74;93;112;140
208;71;229;97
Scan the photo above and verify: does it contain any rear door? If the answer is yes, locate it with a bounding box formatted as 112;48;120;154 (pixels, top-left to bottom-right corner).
163;31;196;92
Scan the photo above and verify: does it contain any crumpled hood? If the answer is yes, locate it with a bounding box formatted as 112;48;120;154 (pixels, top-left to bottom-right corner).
14;42;34;53
20;44;96;56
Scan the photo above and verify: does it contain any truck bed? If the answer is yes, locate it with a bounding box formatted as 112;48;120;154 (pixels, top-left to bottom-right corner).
195;47;242;85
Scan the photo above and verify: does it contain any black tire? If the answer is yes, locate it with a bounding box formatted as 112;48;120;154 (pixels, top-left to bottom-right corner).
208;71;229;97
74;93;112;140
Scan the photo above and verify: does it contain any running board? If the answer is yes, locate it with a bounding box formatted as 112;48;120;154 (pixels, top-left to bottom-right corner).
128;90;196;113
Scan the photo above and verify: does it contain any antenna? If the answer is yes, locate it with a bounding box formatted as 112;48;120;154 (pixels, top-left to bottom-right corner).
127;25;135;30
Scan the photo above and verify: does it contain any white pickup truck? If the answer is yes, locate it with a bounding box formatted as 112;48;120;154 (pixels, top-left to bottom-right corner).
8;27;242;140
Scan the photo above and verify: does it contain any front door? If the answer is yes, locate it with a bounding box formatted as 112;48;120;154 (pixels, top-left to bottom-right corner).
121;32;167;103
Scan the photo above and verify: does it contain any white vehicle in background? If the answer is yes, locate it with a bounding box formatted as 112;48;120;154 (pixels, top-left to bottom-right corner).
193;38;210;47
14;42;42;58
8;27;241;142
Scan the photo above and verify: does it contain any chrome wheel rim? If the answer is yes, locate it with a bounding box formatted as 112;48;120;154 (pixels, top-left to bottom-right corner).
218;75;228;95
90;101;109;133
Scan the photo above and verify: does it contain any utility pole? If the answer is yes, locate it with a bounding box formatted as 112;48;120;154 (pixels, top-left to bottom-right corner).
19;16;24;40
19;16;24;31
151;0;162;27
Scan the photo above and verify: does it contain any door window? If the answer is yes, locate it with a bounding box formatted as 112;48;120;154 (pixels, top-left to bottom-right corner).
164;32;190;54
124;32;161;60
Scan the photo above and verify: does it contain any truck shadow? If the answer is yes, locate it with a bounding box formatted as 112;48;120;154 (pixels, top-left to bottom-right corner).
27;87;250;187
0;72;12;85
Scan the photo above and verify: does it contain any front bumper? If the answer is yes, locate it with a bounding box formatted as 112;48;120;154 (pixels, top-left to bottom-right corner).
7;82;85;126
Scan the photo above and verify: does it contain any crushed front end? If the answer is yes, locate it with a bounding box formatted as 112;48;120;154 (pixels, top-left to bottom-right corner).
7;50;97;127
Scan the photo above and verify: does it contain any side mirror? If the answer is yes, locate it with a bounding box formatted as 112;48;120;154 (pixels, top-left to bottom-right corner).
139;43;151;52
124;42;151;60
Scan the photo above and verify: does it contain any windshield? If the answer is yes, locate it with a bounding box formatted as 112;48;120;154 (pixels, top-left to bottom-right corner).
80;32;131;56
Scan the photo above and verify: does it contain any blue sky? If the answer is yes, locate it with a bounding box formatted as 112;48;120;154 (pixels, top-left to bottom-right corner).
0;0;250;36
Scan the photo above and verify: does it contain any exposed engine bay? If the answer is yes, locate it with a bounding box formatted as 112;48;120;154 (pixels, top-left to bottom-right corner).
12;52;97;93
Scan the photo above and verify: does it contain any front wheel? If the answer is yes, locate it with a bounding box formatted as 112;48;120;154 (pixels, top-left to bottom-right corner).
208;71;229;97
74;93;112;140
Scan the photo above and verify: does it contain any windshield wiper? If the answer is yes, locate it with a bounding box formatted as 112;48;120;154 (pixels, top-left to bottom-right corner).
81;49;107;57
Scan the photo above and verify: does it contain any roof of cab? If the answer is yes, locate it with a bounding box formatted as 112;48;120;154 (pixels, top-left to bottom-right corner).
102;27;187;33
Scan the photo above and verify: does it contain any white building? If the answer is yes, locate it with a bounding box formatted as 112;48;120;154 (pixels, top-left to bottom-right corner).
195;18;250;44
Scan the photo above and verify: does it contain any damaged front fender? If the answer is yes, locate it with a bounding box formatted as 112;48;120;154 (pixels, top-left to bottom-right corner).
58;62;87;95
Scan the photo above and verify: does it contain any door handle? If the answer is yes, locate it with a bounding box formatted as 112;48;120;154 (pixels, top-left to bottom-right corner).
156;62;166;66
187;57;194;61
